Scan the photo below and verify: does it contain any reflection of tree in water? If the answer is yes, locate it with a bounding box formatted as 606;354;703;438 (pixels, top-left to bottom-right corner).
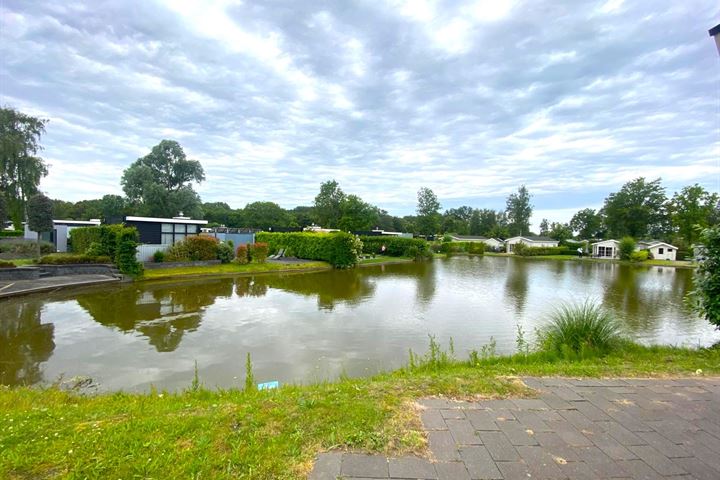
504;259;529;315
76;279;233;352
602;265;666;333
0;299;54;386
411;261;436;305
235;276;269;298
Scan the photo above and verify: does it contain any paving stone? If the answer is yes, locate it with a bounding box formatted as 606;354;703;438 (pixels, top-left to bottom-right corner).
435;461;471;480
515;445;565;480
513;410;552;433
615;460;664;480
459;446;502;479
309;452;342;480
417;398;454;409
388;457;437;479
498;419;539;446
585;430;637;460
636;431;690;458
671;456;720;480
551;386;585;402
445;418;482;446
540;392;575;410
627;445;687;476
421;409;448;431
465;410;499;431
573;400;612;421
558;408;595;431
478;431;520;461
427;430;460;461
605;409;654;432
557;461;601;479
495;461;532;480
596;421;647;446
341;453;389;478
511;398;550;410
574;446;630;478
548;420;593;447
440;408;466;420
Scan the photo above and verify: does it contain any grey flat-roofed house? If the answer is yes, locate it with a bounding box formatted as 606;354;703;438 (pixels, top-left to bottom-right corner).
24;219;101;252
124;215;208;245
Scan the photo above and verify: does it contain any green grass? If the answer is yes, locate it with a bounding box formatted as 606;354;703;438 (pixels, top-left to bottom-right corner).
1;343;718;479
359;256;413;265
8;258;36;266
484;252;696;267
140;261;331;280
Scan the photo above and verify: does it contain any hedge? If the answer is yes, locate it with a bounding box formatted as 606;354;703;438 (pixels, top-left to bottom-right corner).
68;224;142;276
358;236;429;257
0;230;22;238
439;241;485;255
0;260;16;268
256;232;361;268
166;235;220;262
513;244;575;256
248;242;269;263
0;239;54;256
39;254;113;264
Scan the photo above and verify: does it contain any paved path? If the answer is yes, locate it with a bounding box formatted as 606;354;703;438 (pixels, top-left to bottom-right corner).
310;377;720;479
0;274;120;298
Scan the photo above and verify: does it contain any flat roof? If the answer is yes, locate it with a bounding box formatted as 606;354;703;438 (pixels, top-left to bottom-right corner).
125;216;208;225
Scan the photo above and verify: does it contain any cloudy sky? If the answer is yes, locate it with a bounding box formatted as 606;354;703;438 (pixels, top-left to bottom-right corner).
1;0;719;226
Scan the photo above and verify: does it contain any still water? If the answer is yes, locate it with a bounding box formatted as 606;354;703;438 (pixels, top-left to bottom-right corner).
1;256;717;391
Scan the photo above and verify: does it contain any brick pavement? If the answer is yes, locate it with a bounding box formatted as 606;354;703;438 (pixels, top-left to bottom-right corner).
309;377;720;479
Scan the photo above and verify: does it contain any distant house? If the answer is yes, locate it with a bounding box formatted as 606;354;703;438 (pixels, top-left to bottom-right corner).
124;215;208;245
591;239;620;258
24;219;101;253
450;235;504;250
505;236;559;253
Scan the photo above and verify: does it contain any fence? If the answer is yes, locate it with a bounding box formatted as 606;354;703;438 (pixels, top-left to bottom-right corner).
136;244;166;262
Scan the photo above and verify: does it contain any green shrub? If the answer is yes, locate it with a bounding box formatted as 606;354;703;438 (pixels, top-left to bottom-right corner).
689;225;720;327
0;260;16;268
630;250;649;262
217;242;234;264
0;230;22;238
466;242;486;254
70;224;124;258
235;244;249;264
513;244;573;256
619;237;636;260
85;242;104;257
249;242;269;263
0;239;54;256
166;236;219;262
69;227;102;254
359;236;429;257
153;250;165;263
39;254;113;264
257;232;361;268
115;227;143;277
537;301;624;359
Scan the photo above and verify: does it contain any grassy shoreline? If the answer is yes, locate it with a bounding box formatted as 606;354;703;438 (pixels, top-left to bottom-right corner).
484;252;696;268
1;343;718;479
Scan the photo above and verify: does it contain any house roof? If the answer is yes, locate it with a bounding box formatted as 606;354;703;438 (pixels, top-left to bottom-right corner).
507;235;557;242
125;215;208;225
641;241;678;249
590;239;620;246
451;235;487;240
53;219;101;226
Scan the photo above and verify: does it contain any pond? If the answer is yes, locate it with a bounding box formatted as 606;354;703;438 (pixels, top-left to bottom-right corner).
1;256;717;391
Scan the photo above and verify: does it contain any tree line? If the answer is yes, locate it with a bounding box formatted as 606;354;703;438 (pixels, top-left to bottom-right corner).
1;106;717;253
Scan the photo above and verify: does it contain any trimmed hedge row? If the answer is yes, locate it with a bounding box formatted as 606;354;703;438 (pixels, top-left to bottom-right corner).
0;260;16;268
358;236;429;257
439;241;485;255
39;254;113;265
256;232;361;268
513;244;576;256
0;239;54;256
0;230;22;238
69;225;143;276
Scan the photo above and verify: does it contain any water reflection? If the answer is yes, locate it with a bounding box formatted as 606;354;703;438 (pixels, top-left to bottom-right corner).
505;259;529;315
75;279;233;352
0;299;54;385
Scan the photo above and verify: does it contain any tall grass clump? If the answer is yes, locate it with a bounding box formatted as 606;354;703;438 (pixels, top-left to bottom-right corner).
537;301;624;359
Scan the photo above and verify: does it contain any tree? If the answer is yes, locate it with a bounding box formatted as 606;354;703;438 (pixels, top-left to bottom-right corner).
0;107;49;229
570;208;602;239
601;178;669;239
202;202;234;226
338;195;378;231
442;206;473;234
416;187;441;236
670;185;719;246
121;140;205;218
505;185;532;236
290;206;314;228
689;225;720;328
243;202;291;230
27;193;53;257
469;209;482;235
313;180;345;228
549;222;573;243
539;218;550;236
618;236;636;260
0;192;8;227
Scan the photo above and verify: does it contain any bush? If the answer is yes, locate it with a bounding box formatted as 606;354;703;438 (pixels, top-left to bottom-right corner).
70;224;125;258
166;235;219;262
39;254;113;264
689;225;720;328
69;226;102;254
249;242;269;263
0;260;16;268
235;244;249;264
153;250;165;263
115;227;143;277
630;250;649;262
0;239;54;256
217;242;234;264
537;301;624;359
513;244;572;256
0;230;22;238
359;236;429;258
619;237;636;260
257;232;362;268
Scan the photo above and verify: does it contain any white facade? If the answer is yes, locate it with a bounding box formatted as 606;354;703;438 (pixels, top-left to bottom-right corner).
24;219;101;253
505;236;559;253
450;235;504;250
642;242;677;261
591;239;620;258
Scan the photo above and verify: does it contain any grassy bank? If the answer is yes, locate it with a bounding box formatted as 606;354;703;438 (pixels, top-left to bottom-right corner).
140;261;331;280
1;342;718;479
484;252;695;268
358;256;413;265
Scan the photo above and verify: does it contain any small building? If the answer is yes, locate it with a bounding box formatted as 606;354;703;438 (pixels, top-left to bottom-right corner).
591;239;620;258
505;236;559;253
637;240;678;261
24;219;101;253
205;227;256;246
124;215;208;245
450;235;505;250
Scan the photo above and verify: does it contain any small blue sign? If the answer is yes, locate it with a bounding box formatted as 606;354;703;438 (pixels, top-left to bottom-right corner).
257;381;279;390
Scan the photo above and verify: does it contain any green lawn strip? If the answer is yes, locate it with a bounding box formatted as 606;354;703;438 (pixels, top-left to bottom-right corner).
484;252;696;268
8;258;35;266
359;256;413;265
140;261;331;280
1;344;718;479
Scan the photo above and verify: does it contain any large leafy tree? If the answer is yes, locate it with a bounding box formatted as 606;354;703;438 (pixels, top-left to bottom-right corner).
442;206;473;234
121;140;205;218
313;180;345;228
539;219;550;236
290;206;314;228
27;193;53;257
690;224;720;328
202;201;234;226
100;195;127;222
0;107;49;228
0;193;8;227
670;184;719;246
243;201;291;230
570;208;603;239
505;185;532;236
601;177;669;239
416;187;441;236
338;195;378;231
549;222;573;243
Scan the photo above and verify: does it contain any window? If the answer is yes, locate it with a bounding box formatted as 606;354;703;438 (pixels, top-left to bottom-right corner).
659;248;664;254
668;248;673;252
174;233;186;243
161;223;173;233
161;233;174;244
174;223;186;233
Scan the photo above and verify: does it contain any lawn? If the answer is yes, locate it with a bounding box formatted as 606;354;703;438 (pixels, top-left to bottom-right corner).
358;256;413;265
1;343;718;479
484;252;696;268
140;261;331;280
